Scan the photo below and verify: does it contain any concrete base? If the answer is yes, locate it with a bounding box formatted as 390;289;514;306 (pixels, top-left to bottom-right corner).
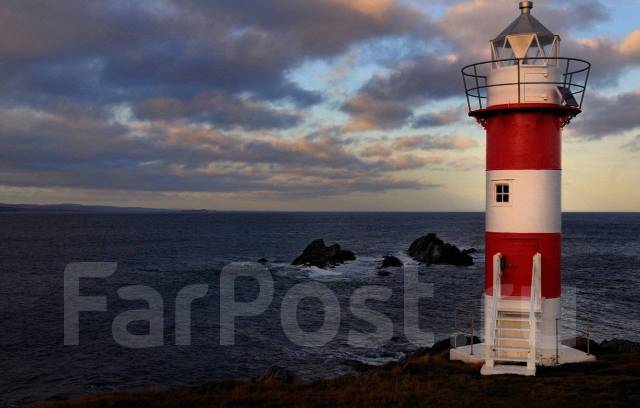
481;364;536;376
450;343;596;368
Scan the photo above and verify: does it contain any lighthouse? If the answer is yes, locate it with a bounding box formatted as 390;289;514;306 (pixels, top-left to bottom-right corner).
450;1;594;375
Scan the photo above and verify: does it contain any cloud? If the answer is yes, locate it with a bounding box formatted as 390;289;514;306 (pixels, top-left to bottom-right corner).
342;94;414;131
338;0;619;132
0;105;440;197
0;0;634;207
622;135;640;152
439;0;609;61
0;0;433;111
341;53;461;130
571;89;640;139
565;29;640;85
360;134;478;158
394;135;478;150
133;93;302;131
412;107;465;128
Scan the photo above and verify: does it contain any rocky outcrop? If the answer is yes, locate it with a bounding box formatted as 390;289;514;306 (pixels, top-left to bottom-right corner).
291;239;356;268
380;256;403;268
257;366;299;384
408;233;474;266
600;338;640;354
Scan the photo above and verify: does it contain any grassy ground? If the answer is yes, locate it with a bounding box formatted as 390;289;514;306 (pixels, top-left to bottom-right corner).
34;349;640;408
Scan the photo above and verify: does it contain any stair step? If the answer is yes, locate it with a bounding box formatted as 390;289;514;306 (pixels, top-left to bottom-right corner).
481;364;536;376
492;345;531;352
497;307;541;313
493;356;531;363
495;335;529;341
495;327;529;332
497;316;531;322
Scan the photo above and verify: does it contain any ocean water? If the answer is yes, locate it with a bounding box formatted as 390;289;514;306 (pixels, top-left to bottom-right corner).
1;212;639;405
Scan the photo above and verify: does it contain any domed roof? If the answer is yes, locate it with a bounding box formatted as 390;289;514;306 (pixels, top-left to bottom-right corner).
493;1;557;46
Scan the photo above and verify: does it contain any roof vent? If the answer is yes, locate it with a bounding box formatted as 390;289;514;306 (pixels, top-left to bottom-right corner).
519;1;533;14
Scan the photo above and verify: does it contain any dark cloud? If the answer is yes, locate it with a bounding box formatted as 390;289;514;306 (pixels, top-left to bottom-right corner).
0;0;433;110
134;93;302;131
412;107;464;128
0;106;439;196
0;0;632;203
191;0;430;57
571;90;640;139
341;53;461;130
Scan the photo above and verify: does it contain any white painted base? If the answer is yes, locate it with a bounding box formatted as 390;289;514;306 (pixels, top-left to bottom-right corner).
450;342;596;369
481;364;536;376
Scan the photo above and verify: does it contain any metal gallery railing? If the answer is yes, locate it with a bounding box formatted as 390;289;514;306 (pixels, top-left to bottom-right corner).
461;57;591;112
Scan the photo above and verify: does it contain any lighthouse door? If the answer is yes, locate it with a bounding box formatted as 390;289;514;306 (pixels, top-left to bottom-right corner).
524;71;549;102
500;238;539;297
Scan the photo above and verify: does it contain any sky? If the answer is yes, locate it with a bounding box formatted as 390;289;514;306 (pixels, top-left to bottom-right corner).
1;0;639;211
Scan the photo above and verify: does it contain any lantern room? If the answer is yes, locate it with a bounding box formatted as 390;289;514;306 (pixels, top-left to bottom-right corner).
461;1;591;115
491;1;559;66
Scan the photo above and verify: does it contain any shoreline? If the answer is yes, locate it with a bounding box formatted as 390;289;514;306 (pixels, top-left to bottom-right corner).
33;337;640;407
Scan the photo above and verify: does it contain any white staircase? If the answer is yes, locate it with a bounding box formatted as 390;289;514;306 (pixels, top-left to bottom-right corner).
481;252;542;376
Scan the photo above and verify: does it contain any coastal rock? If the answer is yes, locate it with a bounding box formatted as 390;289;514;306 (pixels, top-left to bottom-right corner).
408;233;474;266
291;239;356;268
380;256;403;268
257;258;269;264
600;338;640;354
258;366;298;384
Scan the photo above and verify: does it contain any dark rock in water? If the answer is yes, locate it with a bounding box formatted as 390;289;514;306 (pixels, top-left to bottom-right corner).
600;338;640;354
291;239;356;268
563;336;602;355
380;255;403;268
462;248;477;255
257;258;269;264
377;270;391;277
408;233;474;266
258;366;298;384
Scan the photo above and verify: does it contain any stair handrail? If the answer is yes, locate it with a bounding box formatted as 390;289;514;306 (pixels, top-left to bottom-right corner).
453;305;476;354
528;253;542;369
487;253;503;366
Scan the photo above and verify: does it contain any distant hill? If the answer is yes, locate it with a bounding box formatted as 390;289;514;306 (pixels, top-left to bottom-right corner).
0;203;213;214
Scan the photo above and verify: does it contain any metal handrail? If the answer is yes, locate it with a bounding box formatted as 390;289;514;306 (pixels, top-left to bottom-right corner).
575;316;594;355
528;253;542;369
453;305;476;355
461;57;591;112
486;253;503;367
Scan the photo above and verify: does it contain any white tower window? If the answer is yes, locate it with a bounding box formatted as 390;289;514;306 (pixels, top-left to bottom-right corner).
495;183;511;203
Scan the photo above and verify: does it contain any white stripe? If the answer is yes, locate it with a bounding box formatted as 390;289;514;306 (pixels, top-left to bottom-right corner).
486;170;561;233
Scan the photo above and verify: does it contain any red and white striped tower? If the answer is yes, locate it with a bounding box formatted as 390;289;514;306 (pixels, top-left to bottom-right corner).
458;1;592;375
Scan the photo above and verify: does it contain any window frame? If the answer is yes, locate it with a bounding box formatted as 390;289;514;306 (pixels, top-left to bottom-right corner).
493;180;513;207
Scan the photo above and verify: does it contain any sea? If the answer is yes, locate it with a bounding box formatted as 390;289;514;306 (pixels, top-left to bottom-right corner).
1;212;639;405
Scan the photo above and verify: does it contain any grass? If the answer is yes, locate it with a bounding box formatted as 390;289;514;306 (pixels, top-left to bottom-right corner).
34;351;640;407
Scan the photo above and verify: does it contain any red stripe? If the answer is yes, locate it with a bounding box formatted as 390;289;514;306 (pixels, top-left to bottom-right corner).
485;232;561;298
486;111;562;170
